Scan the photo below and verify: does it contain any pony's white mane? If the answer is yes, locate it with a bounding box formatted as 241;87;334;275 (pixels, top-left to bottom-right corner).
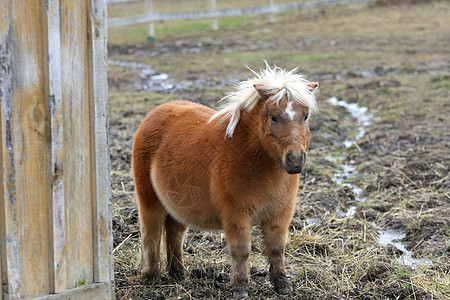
209;62;318;138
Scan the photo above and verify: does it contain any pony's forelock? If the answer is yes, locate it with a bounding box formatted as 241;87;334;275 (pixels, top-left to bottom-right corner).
209;62;318;138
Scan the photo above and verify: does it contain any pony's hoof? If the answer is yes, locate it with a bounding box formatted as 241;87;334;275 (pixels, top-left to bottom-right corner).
272;275;292;295
275;284;293;295
169;268;186;282
232;281;249;299
142;270;161;285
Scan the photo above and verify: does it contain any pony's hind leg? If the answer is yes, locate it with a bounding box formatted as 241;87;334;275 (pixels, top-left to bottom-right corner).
165;215;188;281
136;179;167;283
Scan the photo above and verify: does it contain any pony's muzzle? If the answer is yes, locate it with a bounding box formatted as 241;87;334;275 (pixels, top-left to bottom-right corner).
284;149;306;174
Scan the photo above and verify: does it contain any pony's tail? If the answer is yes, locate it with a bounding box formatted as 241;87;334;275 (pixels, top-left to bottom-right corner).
159;226;167;273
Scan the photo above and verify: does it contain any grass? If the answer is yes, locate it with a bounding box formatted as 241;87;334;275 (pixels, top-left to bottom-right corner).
75;273;87;288
109;90;174;117
109;6;265;43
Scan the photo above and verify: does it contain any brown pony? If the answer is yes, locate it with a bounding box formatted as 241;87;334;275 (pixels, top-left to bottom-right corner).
132;63;319;297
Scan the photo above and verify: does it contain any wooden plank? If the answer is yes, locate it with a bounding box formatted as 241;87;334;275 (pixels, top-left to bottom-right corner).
0;105;5;294
107;0;138;3
88;0;114;284
34;282;113;300
60;0;95;288
0;65;18;298
4;0;52;298
0;0;11;295
42;0;66;294
108;0;374;28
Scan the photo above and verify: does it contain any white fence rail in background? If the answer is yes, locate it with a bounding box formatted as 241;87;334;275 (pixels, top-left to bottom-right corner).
108;0;374;40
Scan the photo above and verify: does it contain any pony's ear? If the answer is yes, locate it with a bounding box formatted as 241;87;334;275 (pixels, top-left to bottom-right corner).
253;83;279;100
307;82;319;94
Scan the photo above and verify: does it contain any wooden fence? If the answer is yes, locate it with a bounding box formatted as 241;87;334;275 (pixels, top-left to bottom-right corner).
108;0;374;39
1;0;113;299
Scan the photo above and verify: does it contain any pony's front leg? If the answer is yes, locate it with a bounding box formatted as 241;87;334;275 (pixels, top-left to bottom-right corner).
223;216;251;298
261;212;294;294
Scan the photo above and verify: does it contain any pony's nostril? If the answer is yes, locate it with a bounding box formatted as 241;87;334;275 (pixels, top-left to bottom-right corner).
286;151;294;165
286;150;307;168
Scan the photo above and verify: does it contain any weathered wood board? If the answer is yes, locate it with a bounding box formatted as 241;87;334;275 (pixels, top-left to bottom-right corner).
0;0;113;299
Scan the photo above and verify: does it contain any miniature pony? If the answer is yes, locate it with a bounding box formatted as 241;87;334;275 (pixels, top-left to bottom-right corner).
132;63;318;297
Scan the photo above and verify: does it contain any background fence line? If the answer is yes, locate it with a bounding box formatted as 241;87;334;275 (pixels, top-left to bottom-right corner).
108;0;374;40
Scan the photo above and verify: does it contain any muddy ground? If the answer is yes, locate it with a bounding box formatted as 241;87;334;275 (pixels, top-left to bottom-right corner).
108;1;449;299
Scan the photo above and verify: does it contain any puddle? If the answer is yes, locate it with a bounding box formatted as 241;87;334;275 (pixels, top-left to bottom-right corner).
327;97;430;267
326;96;371;218
327;96;371;147
378;229;432;268
304;218;320;229
109;59;186;92
108;59;237;93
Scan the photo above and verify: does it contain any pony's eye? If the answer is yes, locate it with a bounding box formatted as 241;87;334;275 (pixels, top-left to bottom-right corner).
270;114;278;122
304;114;309;122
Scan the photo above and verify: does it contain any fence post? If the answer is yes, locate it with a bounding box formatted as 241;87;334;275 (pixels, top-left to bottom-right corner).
1;0;113;298
146;0;155;41
211;0;218;31
267;0;274;23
